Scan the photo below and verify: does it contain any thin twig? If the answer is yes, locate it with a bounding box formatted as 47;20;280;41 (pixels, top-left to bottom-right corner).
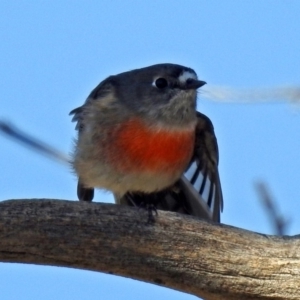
255;182;289;236
0;120;69;164
202;85;300;105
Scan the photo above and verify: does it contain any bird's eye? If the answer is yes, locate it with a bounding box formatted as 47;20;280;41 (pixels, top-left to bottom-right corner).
186;78;193;85
154;78;168;89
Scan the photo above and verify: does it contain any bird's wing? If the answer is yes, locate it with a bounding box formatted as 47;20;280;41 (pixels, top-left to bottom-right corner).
183;111;223;222
69;78;114;201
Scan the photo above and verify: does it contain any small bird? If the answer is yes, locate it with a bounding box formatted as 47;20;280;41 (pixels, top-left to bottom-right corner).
70;63;223;222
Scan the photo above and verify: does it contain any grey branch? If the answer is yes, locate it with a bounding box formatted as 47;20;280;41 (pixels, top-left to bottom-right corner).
0;200;299;300
0;120;69;164
202;85;300;105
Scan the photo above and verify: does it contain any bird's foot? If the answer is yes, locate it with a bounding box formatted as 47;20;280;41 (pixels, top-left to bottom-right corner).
146;203;158;224
138;202;158;224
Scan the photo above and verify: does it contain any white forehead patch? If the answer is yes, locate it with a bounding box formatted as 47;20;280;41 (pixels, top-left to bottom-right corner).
178;71;197;84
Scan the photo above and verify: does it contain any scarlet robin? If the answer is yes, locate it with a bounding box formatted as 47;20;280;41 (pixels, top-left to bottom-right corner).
70;63;223;222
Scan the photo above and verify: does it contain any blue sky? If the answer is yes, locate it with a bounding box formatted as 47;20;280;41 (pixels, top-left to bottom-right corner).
1;1;299;299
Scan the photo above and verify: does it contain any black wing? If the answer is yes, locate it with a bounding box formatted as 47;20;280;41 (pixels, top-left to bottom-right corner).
184;111;223;221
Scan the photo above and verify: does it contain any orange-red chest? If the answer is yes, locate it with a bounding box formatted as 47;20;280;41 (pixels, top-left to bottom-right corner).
103;118;195;174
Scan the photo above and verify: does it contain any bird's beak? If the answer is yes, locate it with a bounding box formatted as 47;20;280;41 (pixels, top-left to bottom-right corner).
185;79;206;90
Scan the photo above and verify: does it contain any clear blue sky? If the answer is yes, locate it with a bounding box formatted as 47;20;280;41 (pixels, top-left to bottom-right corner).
1;1;300;299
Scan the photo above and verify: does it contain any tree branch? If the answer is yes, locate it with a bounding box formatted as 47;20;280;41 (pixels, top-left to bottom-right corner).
0;200;299;300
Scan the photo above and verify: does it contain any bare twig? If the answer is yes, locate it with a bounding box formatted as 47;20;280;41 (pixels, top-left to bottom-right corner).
255;182;289;236
0;120;69;164
202;85;300;105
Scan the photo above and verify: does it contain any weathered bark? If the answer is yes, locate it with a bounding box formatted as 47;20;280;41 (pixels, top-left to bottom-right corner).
0;199;299;300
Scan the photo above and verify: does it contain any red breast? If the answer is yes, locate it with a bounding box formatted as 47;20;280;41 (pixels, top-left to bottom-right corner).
103;117;195;174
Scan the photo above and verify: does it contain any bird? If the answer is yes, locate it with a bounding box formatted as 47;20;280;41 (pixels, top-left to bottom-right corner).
70;63;223;222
